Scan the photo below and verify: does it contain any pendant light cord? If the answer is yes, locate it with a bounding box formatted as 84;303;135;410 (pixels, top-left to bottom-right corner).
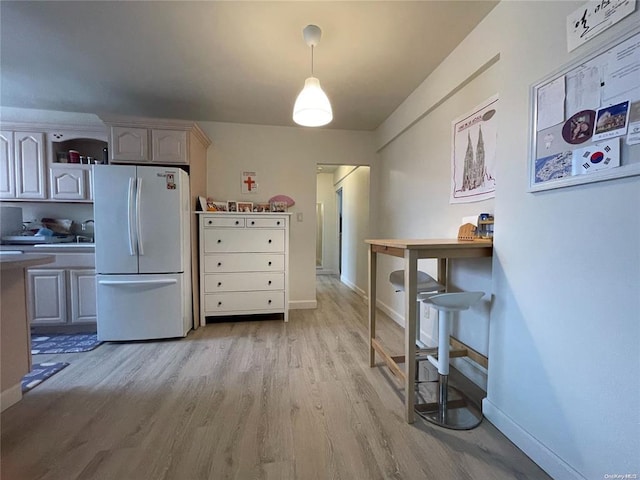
311;45;315;76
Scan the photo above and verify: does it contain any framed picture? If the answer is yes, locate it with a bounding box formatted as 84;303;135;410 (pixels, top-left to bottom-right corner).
253;202;271;212
207;201;228;212
237;201;253;213
227;201;238;212
270;201;288;212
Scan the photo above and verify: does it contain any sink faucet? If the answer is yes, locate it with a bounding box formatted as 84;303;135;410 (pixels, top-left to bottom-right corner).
79;219;95;242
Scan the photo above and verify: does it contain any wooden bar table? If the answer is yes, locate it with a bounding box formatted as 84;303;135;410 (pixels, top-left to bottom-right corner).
1;253;55;411
366;238;493;423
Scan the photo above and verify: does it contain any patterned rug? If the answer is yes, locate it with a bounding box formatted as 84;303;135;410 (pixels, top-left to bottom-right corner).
21;362;69;393
31;332;102;354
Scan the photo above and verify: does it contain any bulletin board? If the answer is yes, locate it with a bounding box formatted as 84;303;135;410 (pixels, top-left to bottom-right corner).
528;25;640;192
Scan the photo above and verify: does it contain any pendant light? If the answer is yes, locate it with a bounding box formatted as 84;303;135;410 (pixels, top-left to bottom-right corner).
293;25;333;127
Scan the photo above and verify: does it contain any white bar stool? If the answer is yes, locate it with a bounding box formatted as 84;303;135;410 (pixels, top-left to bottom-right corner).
416;291;485;430
389;270;444;350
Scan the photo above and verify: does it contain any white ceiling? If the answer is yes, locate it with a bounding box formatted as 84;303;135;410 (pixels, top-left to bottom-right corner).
0;1;497;131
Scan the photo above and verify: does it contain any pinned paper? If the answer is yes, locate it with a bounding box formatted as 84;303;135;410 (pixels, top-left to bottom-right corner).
571;138;620;175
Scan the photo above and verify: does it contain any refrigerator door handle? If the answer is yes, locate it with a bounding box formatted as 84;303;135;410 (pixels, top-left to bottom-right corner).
98;279;178;286
127;177;137;256
136;177;144;256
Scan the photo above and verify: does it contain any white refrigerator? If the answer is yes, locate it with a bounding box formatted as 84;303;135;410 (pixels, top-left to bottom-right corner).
93;165;191;341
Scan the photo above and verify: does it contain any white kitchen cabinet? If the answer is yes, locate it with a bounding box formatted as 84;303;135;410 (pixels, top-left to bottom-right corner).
49;165;91;200
0;130;46;200
199;213;291;324
0;131;15;198
27;254;97;328
27;269;67;325
110;126;149;163
109;126;188;164
69;269;97;324
152;129;188;164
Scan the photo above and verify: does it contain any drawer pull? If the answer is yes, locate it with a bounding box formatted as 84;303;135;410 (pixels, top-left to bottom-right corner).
218;301;222;307
268;299;272;304
217;262;222;267
217;239;222;244
268;280;272;285
207;220;212;225
251;221;255;225
217;282;222;287
277;221;281;225
268;261;272;266
268;239;272;244
235;220;239;225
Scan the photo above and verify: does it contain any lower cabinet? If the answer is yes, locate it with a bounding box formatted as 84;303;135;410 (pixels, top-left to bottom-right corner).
27;268;96;327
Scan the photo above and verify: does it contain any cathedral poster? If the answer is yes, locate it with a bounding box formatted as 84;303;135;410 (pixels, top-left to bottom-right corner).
450;94;498;203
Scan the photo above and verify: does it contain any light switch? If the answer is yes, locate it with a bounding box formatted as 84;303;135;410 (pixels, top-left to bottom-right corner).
296;212;303;222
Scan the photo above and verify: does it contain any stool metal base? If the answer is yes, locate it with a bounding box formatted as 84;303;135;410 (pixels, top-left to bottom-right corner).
414;376;483;430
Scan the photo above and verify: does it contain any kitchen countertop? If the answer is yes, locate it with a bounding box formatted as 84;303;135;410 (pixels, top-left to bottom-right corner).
0;244;95;253
0;252;57;270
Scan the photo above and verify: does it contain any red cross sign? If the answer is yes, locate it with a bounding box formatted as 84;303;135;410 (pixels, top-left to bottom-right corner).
241;171;258;193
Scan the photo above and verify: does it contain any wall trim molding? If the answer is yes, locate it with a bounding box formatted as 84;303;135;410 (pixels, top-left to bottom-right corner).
482;399;585;480
289;300;317;310
340;276;366;298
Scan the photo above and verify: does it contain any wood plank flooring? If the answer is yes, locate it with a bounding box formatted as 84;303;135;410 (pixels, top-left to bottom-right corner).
1;275;550;480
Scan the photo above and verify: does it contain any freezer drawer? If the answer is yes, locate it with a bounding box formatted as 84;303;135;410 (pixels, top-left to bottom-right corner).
96;273;189;341
204;291;284;313
203;253;284;273
204;272;284;292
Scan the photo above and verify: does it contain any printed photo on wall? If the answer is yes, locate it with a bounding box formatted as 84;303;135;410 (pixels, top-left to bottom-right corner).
450;94;498;203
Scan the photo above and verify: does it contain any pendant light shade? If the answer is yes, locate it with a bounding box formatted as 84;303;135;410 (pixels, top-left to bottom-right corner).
293;25;333;127
293;77;333;127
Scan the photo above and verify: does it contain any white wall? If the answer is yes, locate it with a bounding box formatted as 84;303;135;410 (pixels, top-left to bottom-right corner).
334;166;370;296
198;121;376;308
374;2;640;479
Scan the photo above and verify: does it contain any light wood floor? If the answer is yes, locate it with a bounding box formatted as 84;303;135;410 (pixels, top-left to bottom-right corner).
1;275;550;480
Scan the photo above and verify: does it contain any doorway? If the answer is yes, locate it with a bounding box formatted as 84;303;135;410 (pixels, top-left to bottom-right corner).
315;165;370;293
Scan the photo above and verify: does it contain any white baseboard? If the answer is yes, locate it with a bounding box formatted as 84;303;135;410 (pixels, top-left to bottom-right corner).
482;399;585;480
1;383;22;412
340;275;367;298
289;300;317;310
316;268;337;275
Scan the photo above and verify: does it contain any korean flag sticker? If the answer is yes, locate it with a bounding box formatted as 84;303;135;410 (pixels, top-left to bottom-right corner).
571;138;620;175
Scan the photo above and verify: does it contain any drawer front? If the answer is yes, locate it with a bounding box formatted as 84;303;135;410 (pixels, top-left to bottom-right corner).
204;291;284;313
202;216;245;228
246;217;286;228
204;253;284;273
204;272;284;293
204;229;284;253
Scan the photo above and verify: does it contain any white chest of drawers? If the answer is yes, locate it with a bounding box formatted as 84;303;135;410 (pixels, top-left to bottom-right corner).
198;212;290;324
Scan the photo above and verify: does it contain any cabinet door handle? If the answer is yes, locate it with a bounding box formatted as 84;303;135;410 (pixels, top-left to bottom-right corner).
217;239;222;243
268;261;272;266
276;221;281;225
207;220;212;225
217;282;222;287
235;220;239;225
268;299;272;304
218;301;222;307
268;280;272;285
268;239;272;244
217;262;222;267
251;221;255;225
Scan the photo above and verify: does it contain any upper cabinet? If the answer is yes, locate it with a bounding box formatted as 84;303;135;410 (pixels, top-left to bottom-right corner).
0;130;46;200
0;124;107;203
100;115;208;166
